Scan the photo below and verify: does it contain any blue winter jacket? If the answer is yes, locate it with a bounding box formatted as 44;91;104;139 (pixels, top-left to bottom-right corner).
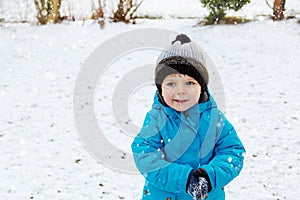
131;92;245;200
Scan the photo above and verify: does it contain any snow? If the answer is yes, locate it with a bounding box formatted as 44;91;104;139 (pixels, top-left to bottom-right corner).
1;1;300;200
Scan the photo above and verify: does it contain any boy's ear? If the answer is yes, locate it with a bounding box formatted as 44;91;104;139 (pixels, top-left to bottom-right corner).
199;91;209;103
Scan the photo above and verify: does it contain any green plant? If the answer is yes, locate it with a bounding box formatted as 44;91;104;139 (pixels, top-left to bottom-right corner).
201;0;250;24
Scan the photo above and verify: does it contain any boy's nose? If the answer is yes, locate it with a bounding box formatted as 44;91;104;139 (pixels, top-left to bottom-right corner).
176;84;186;94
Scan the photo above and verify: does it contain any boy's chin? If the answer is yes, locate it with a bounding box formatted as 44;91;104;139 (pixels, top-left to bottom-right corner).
170;103;198;112
172;106;190;112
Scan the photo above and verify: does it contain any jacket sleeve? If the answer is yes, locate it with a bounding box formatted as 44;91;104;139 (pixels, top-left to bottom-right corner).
131;110;193;193
201;112;246;192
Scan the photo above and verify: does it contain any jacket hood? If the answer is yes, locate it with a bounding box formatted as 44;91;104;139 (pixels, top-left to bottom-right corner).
152;90;217;117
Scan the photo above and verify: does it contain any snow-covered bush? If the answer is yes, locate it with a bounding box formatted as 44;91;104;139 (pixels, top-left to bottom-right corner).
201;0;250;24
34;0;62;24
112;0;143;23
91;0;104;20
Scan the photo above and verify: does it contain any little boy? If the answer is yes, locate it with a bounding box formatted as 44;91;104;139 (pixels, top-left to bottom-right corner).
131;34;245;200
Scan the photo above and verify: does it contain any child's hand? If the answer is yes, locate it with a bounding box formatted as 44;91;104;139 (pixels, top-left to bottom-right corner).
187;169;209;200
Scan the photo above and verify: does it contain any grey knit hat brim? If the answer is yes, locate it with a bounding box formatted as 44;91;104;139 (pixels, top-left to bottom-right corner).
155;56;209;86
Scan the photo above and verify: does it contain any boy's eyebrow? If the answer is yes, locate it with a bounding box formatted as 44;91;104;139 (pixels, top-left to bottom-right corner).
186;79;197;82
164;77;196;81
164;78;176;81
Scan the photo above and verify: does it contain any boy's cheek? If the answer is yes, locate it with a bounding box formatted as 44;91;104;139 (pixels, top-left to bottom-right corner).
162;86;175;95
162;89;174;100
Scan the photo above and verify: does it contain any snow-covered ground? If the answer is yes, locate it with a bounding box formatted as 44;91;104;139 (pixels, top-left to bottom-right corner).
1;1;300;200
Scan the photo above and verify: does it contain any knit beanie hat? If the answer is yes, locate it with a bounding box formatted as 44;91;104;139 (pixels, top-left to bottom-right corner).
155;34;209;102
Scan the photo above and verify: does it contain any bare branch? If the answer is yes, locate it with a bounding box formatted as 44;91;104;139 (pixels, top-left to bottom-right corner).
265;0;273;10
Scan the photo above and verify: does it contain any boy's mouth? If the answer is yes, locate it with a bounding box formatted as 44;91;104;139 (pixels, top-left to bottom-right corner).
173;99;188;103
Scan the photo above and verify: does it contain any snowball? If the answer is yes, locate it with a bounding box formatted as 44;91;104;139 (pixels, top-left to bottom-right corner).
0;90;6;96
41;9;48;16
19;139;25;145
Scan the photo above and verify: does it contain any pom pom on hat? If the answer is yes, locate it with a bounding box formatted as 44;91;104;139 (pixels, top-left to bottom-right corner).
171;34;191;45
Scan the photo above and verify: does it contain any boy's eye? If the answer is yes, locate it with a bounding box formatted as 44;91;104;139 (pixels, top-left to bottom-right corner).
186;81;196;86
166;82;175;87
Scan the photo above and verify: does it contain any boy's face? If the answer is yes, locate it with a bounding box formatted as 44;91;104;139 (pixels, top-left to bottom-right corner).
161;74;201;112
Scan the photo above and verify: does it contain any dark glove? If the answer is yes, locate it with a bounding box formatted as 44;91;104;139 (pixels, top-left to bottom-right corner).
187;168;211;200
